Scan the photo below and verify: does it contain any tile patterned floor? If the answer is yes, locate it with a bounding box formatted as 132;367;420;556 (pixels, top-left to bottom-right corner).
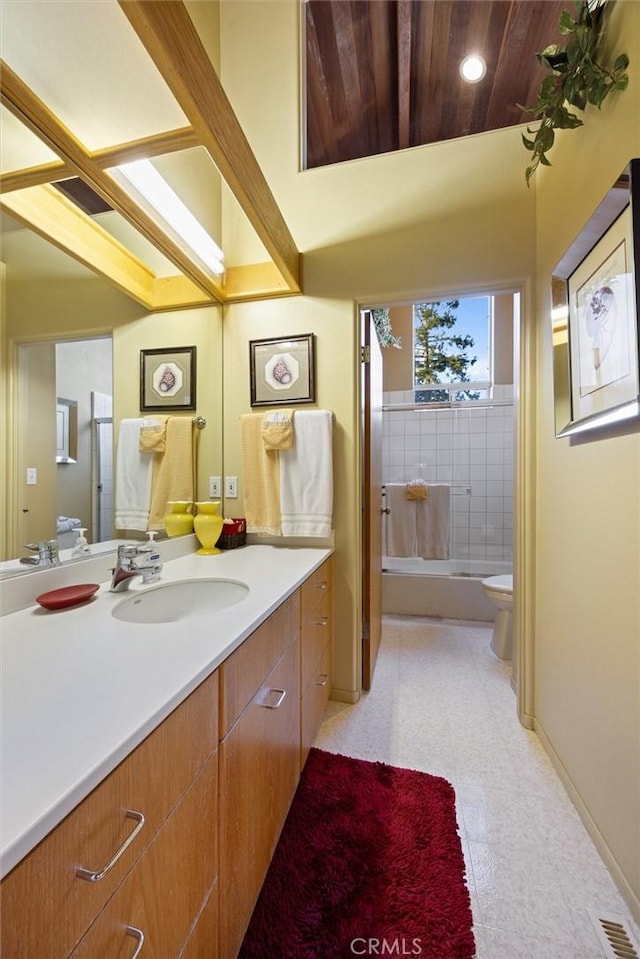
314;615;640;959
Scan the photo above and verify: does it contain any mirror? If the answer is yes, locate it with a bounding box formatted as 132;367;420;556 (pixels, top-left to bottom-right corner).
1;226;223;578
551;160;640;437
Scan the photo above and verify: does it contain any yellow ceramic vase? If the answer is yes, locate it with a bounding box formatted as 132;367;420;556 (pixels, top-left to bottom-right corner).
163;501;194;538
193;501;224;555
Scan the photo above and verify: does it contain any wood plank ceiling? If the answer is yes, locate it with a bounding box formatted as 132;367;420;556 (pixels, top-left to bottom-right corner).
305;0;567;169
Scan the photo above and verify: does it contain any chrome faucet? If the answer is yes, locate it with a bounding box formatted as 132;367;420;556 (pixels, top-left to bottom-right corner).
109;544;163;593
20;540;61;568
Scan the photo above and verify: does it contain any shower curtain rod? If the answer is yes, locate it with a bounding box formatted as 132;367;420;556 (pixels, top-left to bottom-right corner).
381;483;471;495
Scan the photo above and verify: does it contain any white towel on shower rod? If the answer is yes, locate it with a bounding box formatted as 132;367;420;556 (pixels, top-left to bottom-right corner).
385;484;417;557
416;483;450;559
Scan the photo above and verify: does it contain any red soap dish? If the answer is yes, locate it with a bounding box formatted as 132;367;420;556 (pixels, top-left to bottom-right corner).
35;584;100;611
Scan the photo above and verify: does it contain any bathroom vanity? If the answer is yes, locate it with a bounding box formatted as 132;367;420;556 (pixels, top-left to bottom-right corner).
0;544;333;959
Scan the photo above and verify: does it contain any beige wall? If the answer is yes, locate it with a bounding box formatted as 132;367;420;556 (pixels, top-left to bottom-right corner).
533;0;640;915
493;293;514;385
222;295;359;701
383;305;413;392
221;0;640;915
113;304;223;506
220;0;537;703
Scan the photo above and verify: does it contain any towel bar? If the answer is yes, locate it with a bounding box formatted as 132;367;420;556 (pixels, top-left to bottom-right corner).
193;416;206;429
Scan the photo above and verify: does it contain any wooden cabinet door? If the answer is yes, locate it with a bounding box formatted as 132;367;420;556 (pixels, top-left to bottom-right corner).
69;754;218;959
0;673;218;959
301;642;332;765
218;638;301;959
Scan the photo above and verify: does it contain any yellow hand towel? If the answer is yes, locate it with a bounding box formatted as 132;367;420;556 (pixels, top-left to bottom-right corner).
405;484;428;501
138;417;168;453
261;409;295;450
148;417;196;530
241;413;281;536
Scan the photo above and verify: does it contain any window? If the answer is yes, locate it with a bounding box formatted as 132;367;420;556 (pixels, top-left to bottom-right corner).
413;295;492;403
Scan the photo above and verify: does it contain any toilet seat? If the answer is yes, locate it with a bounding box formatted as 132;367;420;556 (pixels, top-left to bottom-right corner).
481;574;513;596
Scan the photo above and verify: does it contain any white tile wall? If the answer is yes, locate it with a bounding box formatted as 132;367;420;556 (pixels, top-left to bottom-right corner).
383;388;514;562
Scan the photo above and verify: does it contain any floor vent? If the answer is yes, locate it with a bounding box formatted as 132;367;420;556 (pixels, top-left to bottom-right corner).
589;911;640;959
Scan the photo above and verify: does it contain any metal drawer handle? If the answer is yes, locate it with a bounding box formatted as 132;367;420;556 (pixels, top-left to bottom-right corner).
126;926;145;958
76;809;145;882
315;581;328;590
315;674;329;687
261;687;287;709
313;617;329;627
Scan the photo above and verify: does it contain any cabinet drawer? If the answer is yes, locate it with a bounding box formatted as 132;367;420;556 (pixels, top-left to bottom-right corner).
0;672;218;959
301;559;332;620
301;642;332;766
69;753;218;959
301;587;332;694
219;638;300;959
219;591;300;738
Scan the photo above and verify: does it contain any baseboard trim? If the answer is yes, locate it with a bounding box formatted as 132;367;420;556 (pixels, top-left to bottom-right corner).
533;719;640;925
329;687;360;705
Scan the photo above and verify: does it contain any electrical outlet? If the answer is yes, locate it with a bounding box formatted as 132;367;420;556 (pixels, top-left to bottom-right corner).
225;476;238;498
26;468;37;486
209;476;221;498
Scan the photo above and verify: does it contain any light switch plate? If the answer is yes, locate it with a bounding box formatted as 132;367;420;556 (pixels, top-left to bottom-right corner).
26;468;37;485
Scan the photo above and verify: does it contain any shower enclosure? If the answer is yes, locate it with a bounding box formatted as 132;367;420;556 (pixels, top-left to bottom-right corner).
381;384;514;618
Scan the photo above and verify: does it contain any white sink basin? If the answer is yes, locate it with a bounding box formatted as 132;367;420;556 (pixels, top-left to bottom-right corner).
112;578;250;624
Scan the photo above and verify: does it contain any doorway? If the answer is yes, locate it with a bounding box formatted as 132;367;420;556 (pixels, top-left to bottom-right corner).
360;289;529;716
16;336;113;551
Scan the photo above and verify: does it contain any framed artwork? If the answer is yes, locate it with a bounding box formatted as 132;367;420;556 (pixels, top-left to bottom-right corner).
249;333;316;407
140;346;197;412
551;159;640;437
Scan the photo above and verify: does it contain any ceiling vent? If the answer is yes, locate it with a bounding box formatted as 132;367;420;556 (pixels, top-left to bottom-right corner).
53;178;112;216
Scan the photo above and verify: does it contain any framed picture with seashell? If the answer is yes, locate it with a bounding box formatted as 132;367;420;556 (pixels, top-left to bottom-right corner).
140;346;197;412
249;333;316;407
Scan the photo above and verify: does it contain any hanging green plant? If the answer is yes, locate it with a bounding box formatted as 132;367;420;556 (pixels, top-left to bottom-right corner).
519;0;629;186
371;308;401;349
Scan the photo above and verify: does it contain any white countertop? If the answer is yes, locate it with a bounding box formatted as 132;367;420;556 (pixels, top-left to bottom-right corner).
0;543;331;879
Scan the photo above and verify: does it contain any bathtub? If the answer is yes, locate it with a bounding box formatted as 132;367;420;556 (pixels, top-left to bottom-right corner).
382;556;512;620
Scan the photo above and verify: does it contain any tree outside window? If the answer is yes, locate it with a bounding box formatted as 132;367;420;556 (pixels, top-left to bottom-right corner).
414;297;490;402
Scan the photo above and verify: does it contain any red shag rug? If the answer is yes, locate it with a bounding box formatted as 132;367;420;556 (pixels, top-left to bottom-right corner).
239;748;475;959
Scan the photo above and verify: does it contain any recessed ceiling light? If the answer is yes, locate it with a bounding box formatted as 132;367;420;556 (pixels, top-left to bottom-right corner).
460;55;487;83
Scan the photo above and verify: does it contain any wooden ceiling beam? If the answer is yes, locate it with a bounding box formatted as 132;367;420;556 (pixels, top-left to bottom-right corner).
396;0;412;151
1;127;200;194
118;0;301;294
0;184;157;308
91;126;200;169
0;59;224;303
1;159;73;193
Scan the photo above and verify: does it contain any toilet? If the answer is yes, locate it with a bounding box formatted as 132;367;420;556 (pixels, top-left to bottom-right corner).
482;575;513;660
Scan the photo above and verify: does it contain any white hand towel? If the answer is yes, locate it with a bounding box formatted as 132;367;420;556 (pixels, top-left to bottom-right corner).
416;483;451;559
115;418;154;531
279;410;333;537
384;484;417;557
